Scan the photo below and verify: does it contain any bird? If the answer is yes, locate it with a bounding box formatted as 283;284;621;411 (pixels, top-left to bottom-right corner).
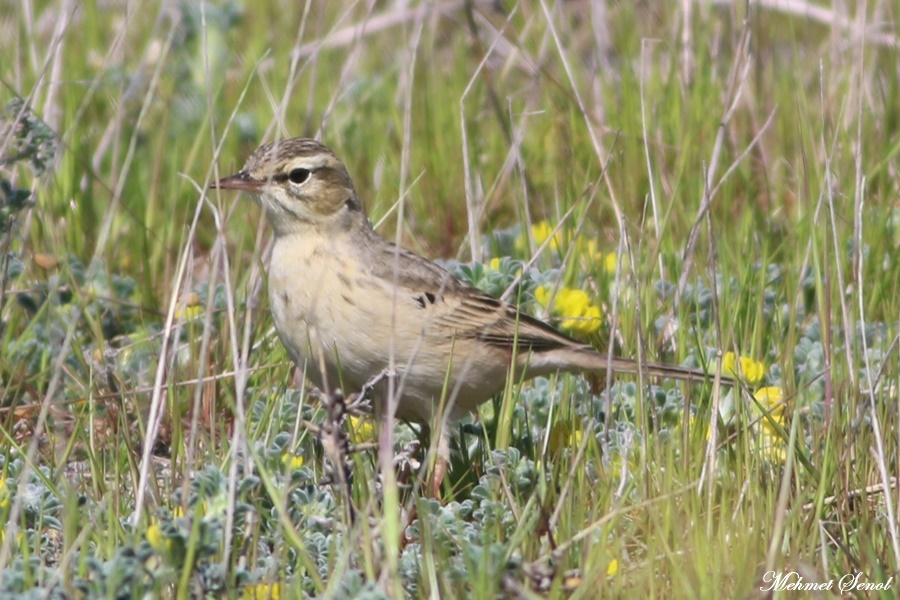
212;137;721;496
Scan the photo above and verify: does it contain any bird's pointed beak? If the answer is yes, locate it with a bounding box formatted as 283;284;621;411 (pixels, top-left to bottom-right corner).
210;171;263;192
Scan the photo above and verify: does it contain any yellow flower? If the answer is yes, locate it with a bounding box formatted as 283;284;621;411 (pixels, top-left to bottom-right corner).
753;386;787;461
607;558;619;576
536;286;603;335
754;385;784;409
754;386;785;432
534;285;552;308
487;256;522;278
555;289;598;331
531;221;565;250
578;240;622;275
349;416;376;442
281;452;305;471
722;352;765;385
243;582;280;600
517;222;626;278
604;253;620;274
516;221;569;257
0;479;8;510
146;523;163;551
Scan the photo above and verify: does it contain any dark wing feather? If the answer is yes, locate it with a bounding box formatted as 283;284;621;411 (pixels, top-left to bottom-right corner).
364;231;588;354
450;293;587;353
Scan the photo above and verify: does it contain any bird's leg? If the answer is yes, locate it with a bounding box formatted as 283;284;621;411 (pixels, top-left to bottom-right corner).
315;389;355;523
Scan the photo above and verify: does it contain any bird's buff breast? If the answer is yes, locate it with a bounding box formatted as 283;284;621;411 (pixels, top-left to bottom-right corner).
268;234;376;391
266;234;509;422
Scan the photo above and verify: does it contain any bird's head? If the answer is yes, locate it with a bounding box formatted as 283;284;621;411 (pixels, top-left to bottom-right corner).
212;138;363;236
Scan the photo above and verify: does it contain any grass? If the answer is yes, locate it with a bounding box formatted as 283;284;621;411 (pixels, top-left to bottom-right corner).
2;0;900;597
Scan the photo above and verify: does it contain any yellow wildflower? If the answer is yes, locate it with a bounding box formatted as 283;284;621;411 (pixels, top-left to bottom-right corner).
146;515;179;555
281;452;305;471
243;582;281;599
535;286;602;335
531;221;565;250
607;558;619;576
146;522;165;552
604;253;619;274
753;386;787;461
722;352;765;385
0;479;8;510
754;386;786;432
518;221;625;277
556;289;601;333
487;256;522;278
534;286;552;308
578;240;622;275
349;416;376;442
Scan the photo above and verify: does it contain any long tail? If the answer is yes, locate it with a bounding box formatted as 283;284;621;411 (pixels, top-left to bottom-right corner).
536;345;734;385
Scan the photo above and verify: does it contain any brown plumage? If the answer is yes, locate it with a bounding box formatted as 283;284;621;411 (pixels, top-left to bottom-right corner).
213;138;721;494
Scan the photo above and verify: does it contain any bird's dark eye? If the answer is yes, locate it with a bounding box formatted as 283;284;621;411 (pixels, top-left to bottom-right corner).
288;168;311;184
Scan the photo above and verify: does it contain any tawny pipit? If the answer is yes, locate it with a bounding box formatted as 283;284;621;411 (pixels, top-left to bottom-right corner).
213;138;715;493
